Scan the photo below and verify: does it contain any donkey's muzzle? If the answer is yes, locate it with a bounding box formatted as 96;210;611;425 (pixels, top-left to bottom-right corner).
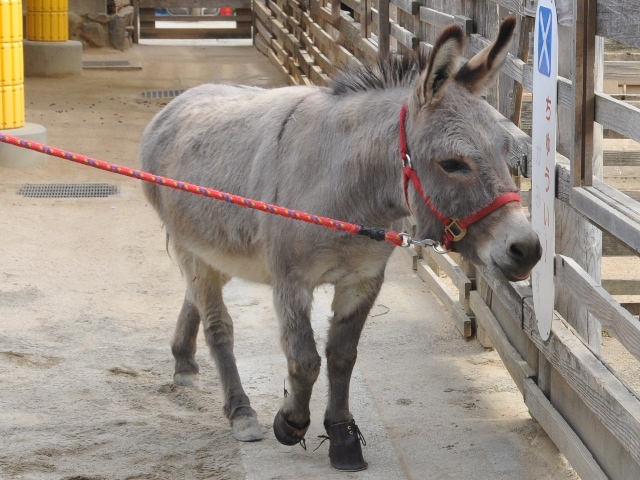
508;235;542;267
505;234;543;279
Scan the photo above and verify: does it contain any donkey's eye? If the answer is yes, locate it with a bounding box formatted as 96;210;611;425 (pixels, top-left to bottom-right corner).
438;159;470;174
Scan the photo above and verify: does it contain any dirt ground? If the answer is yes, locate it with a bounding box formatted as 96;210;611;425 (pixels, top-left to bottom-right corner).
0;43;579;479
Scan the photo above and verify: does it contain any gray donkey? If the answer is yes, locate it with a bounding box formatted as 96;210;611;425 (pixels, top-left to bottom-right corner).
140;17;540;471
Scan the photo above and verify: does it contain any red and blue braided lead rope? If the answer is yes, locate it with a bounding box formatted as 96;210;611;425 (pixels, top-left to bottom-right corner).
0;133;405;247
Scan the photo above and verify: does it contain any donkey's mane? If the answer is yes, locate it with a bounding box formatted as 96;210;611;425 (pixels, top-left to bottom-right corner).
331;50;429;95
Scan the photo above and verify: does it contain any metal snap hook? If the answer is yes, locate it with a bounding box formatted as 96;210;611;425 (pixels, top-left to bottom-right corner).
430;243;450;254
399;234;449;254
402;153;413;170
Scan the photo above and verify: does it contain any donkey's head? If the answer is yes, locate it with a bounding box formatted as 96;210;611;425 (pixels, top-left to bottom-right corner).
405;17;541;281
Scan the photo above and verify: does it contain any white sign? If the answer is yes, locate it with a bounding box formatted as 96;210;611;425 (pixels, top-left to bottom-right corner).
531;0;558;341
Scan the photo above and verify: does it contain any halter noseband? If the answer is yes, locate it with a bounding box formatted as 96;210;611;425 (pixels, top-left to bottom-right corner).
399;102;521;251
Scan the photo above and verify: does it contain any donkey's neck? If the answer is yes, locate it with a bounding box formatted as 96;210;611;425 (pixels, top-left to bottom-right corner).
327;88;412;228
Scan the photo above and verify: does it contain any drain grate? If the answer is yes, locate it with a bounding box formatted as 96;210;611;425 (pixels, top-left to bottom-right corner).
18;183;120;198
141;89;186;99
82;60;142;70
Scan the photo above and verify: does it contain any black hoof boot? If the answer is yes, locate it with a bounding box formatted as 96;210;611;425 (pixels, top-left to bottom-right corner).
327;420;368;471
273;410;310;446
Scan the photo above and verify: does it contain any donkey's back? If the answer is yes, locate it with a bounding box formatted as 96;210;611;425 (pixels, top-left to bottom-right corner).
140;83;339;283
141;81;398;285
141;83;319;214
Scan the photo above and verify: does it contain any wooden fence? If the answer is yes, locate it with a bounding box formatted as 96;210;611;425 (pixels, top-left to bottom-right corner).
255;0;640;478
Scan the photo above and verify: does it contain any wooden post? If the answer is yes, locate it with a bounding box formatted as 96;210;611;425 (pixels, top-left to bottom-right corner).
360;0;369;39
474;1;499;106
138;1;156;43
554;0;602;353
510;15;534;126
237;6;253;34
572;0;597;187
132;0;139;43
378;0;389;56
331;0;340;23
593;37;604;182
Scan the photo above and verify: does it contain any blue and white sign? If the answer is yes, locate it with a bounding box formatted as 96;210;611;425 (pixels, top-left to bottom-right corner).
532;0;558;341
536;6;554;77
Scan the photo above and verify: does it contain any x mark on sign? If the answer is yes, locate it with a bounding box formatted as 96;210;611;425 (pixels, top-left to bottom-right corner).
538;9;552;75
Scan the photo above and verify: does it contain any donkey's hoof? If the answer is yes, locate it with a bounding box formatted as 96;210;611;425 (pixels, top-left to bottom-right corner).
232;415;263;442
327;420;368;472
273;410;310;446
173;372;200;388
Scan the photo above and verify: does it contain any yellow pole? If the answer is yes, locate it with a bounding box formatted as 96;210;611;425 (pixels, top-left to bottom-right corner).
0;0;24;129
26;0;68;42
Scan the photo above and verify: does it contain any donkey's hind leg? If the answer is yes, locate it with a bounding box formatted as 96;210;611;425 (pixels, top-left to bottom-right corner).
177;249;262;442
171;297;201;387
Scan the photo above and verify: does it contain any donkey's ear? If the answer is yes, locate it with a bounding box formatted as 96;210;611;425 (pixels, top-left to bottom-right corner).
455;16;516;95
414;24;465;108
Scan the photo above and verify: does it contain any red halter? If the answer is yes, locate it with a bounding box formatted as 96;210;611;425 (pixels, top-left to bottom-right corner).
399;103;521;250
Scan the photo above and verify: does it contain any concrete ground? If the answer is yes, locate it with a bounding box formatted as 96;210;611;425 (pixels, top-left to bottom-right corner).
0;43;578;479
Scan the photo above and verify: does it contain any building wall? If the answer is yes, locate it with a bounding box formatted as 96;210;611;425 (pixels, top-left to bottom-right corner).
69;1;106;14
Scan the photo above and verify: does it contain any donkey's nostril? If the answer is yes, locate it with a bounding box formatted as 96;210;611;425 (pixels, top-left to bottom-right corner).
508;237;543;265
509;243;524;259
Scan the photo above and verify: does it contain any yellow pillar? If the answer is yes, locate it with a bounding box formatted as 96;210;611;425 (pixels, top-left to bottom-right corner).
0;0;24;129
26;0;68;42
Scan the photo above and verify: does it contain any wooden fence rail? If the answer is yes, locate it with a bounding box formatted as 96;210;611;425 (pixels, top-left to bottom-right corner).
255;0;640;478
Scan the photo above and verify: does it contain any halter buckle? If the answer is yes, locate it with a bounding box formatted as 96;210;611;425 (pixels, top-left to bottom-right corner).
445;220;467;242
402;153;412;170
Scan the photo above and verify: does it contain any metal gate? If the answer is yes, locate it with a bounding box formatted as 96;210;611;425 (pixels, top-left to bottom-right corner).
133;0;252;42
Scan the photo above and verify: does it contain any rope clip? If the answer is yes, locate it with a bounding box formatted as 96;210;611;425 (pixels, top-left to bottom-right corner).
402;153;413;170
399;234;449;254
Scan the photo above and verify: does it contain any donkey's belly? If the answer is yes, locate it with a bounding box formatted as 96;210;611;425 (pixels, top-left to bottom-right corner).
193;245;271;284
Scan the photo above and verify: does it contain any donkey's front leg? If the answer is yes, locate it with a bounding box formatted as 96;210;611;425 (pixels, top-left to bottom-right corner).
272;282;321;446
323;274;384;471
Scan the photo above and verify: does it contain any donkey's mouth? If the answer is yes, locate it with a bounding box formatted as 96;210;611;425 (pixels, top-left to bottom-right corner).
492;259;531;283
501;268;530;283
510;272;530;282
